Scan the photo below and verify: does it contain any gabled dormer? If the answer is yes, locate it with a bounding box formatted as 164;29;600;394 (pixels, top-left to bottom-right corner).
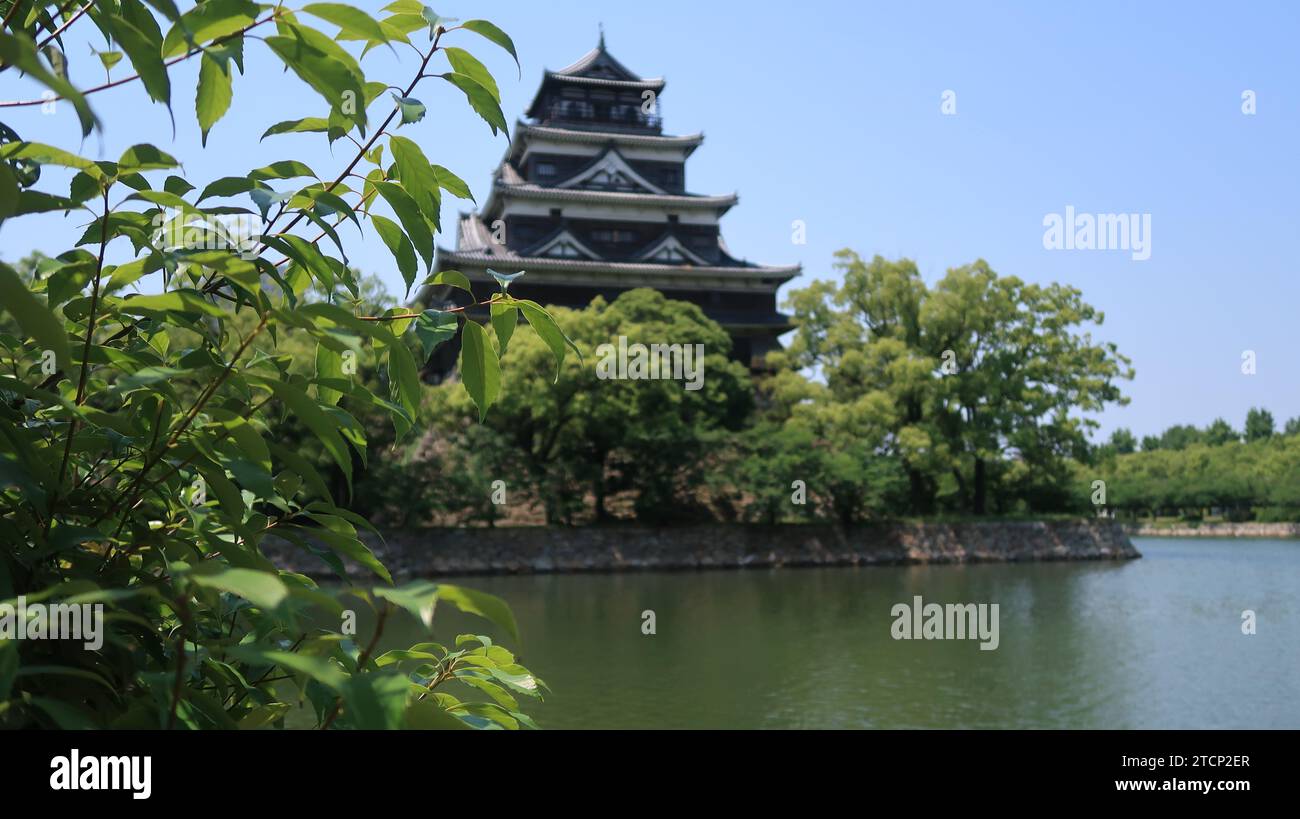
555;148;666;194
525;228;604;261
637;233;711;266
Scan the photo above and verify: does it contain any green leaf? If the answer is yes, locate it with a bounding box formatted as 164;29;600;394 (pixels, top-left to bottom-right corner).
197;175;257;201
0;262;72;369
287;520;391;583
142;0;181;21
487;268;523;292
341;671;410;729
225;645;347;690
370;214;418;296
420;7;458;38
0;141;101;177
385;336;421;421
250;377;354;492
185;563;289;610
420;269;473;296
0;32;99;135
443;46;498;101
374;580;437;628
388;135;440;224
249;160;317;181
119;290;228;318
440;72;507;136
412;309;456;359
302;3;396;44
112;0;172;106
460;19;520;77
162;0;260;57
97;50;124;72
490;301;517;358
261;117;331;140
391;93;426;125
117;144;180;172
458;320;499;422
0;165;17;224
432;165;474;202
403;699;471;730
373;181;433;271
263;234;337;291
164;175;195;195
437;584;519;643
196;51;234;146
315;343;344;406
516;299;582;382
265;30;367;135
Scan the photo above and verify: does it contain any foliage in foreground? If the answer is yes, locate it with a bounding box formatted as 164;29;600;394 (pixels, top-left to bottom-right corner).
0;1;570;728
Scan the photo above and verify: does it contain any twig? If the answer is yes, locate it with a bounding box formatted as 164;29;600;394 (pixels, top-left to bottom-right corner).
319;604;389;729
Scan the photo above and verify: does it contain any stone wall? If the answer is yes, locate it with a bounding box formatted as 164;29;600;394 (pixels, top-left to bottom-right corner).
1125;521;1300;539
268;520;1139;580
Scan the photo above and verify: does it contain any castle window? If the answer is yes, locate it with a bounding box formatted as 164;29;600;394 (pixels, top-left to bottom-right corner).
536;161;557;179
592;229;638;244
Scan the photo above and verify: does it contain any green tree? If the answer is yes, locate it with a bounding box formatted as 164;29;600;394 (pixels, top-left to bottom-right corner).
778;251;1132;515
1158;424;1203;451
1109;427;1137;454
423;289;752;525
1245;407;1275;442
1;2;574;729
1202;417;1239;447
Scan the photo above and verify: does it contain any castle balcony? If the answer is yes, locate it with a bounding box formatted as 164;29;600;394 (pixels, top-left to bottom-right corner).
538;100;663;134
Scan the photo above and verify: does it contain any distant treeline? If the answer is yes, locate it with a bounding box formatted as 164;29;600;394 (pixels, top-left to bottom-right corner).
1089;412;1300;522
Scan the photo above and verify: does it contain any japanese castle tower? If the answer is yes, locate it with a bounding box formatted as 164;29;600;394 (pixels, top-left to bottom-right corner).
420;36;800;369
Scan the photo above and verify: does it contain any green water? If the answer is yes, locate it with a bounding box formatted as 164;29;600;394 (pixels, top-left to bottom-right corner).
372;537;1300;729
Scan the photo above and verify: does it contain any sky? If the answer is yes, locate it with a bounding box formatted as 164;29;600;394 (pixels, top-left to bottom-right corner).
3;0;1298;441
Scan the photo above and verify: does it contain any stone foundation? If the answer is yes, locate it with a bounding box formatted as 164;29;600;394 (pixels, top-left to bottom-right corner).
1125;522;1300;539
268;520;1140;580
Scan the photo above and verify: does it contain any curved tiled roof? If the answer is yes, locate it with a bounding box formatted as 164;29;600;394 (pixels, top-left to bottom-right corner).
487;180;738;213
436;247;799;280
511;123;704;158
541;72;665;91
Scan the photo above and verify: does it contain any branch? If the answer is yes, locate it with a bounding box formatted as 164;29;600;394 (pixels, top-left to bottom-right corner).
46;188;109;531
0;11;278;104
96;313;269;533
320;604;389;729
240;30;446;269
35;0;93;51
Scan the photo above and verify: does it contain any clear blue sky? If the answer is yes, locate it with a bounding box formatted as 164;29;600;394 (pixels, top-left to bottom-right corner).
5;0;1298;440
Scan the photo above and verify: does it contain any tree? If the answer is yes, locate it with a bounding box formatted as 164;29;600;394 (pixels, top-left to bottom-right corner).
1202;417;1239;447
1;2;574;729
1285;416;1300;437
1109;427;1137;454
778;251;1133;515
424;289;753;524
1159;424;1203;451
1245;407;1275;442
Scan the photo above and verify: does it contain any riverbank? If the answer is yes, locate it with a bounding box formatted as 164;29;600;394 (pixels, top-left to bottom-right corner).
1124;521;1300;539
268;520;1138;579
